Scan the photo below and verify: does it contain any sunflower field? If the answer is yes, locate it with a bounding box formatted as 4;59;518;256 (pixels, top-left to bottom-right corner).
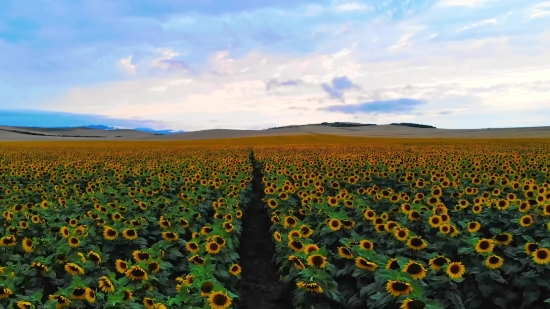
255;142;550;309
0;143;251;309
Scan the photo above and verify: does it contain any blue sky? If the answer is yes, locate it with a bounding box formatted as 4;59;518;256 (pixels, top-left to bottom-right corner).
1;0;549;130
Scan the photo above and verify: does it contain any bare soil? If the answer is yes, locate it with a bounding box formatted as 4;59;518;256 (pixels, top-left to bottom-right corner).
235;154;292;309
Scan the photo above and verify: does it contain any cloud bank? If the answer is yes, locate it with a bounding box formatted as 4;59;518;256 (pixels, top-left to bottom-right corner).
1;0;549;130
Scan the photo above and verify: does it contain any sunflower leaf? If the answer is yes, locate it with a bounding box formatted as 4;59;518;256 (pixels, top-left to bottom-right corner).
445;289;465;309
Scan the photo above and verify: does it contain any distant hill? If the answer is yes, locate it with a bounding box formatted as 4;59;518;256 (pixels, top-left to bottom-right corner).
267;122;377;130
390;123;437;129
68;125;185;134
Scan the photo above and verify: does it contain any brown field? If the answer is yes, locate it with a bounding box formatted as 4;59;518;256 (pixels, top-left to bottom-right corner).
1;124;549;142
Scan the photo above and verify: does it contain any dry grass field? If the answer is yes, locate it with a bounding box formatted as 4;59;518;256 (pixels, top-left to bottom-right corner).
1;125;549;141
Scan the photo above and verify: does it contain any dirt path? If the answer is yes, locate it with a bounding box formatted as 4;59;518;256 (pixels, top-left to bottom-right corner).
236;153;292;309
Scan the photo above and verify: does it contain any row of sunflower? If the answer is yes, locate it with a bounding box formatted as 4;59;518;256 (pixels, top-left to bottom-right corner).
0;143;252;309
253;142;550;309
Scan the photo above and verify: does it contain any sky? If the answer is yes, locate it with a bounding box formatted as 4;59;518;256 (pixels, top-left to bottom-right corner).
1;0;549;131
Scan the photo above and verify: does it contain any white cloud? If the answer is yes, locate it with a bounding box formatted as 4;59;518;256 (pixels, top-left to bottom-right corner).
32;1;550;131
119;55;136;74
303;1;372;16
43;29;550;131
149;79;192;92
389;34;414;50
455;18;498;33
435;0;492;7
334;2;373;12
530;2;550;19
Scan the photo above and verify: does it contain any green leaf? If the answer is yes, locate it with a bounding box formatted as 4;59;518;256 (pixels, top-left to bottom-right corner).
445;289;465;309
520;287;540;309
359;283;379;297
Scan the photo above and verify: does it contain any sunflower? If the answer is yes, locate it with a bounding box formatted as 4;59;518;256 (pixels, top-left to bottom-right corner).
0;287;12;299
179;218;190;228
475;239;494;253
283;216;298;229
428;215;442;228
403;260;427;280
342;219;356;229
59;227;69;237
289;255;306;270
64;263;84;275
394;228;409;241
337;246;354;259
48;295;70;308
103;227;118;240
184;275;194;285
115;259;128;273
201;226;213;235
162;231;179;241
304;244;320;254
288;230;300;240
88;251;102;264
0;235;16;247
408;211;421;221
122;290;133;302
71;287;87;300
429;255;450;271
519;215;534;227
186;241;200;253
19;221;28;229
208;291;232;309
126;265;148;280
229;264;242;276
30;262;49;273
364;209;376;220
519;201;531;213
188;255;206;266
327;219;342;231
407;237;427;251
386;258;400;270
532;248;550;265
386;280;413;297
273;231;283;242
400;298;426;309
206;242;221;254
524;242;539;255
288;240;304;252
122;229;138;240
98;276;115;293
485;255;504;269
223;222;234;233
446;262;466;279
133;251;151;262
16;301;33;309
22;238;34;253
297;281;324;293
209;236;226;250
307;254;327;269
495;199;510;210
148;261;161;274
68;237;80;248
158;217;171;229
375;224;386;233
472;205;483;214
143;297;155;309
493;233;513;246
355;257;378;271
467;221;481;233
299;225;314;238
